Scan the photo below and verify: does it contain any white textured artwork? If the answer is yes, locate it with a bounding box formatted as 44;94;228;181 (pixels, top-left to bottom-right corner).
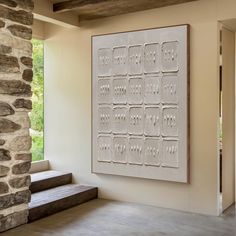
92;25;189;183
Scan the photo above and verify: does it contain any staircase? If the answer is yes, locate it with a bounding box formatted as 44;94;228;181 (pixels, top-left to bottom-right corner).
29;170;98;222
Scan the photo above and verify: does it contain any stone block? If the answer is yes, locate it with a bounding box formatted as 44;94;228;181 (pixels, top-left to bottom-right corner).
0;80;32;96
20;56;32;68
22;69;33;82
13;99;32;110
12;114;31;129
14;153;31;161
0;54;19;73
0;45;12;54
0;210;28;233
7;24;32;40
0;165;9;177
0;102;14;116
12;162;31;175
0;149;11;161
9;175;31;189
0;190;30;210
9;136;31;151
0;182;9;194
0;118;21;133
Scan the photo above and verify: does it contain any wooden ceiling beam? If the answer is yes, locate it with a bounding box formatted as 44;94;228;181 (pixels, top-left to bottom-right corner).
53;0;110;13
53;0;199;21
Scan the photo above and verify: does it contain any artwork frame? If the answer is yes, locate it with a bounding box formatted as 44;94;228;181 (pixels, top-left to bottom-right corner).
91;24;190;183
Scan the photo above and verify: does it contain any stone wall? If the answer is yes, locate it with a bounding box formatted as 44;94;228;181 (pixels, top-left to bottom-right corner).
0;0;34;232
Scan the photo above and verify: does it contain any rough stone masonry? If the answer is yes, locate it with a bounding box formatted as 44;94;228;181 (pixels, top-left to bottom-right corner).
0;0;34;232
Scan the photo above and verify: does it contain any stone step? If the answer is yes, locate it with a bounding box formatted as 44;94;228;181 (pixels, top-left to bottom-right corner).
30;170;72;193
29;184;98;222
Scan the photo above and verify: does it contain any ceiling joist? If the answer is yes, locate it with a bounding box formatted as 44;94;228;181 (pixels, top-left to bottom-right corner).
53;0;199;21
53;0;110;13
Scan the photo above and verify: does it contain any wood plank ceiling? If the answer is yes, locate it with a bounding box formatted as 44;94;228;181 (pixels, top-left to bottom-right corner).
52;0;199;21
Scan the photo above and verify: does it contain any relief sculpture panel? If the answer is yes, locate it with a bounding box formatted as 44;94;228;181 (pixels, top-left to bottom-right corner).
144;43;160;74
161;41;179;72
113;136;128;163
144;138;161;166
93;25;189;183
98;48;112;76
144;76;161;104
113;47;127;76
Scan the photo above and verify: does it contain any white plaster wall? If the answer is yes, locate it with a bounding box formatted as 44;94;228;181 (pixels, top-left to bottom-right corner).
43;0;236;216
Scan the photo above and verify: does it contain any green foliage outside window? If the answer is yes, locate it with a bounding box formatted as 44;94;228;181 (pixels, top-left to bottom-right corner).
30;39;44;162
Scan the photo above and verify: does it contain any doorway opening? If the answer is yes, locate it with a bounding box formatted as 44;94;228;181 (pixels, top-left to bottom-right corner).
218;23;236;214
30;39;44;162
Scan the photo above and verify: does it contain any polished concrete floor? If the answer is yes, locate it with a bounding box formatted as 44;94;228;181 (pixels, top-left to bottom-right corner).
2;199;235;236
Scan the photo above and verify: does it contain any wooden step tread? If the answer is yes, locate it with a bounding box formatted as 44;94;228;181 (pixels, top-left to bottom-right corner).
30;170;72;193
29;184;98;222
29;184;96;207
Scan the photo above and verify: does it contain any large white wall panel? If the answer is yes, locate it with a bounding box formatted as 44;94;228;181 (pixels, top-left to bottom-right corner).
92;25;189;182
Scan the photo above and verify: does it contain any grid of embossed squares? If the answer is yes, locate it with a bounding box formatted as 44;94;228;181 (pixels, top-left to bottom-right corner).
97;41;179;168
98;136;178;168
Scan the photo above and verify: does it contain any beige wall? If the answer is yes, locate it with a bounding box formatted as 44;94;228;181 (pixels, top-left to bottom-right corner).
42;0;236;216
32;19;45;40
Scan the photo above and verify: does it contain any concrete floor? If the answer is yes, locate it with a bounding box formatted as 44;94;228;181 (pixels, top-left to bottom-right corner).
2;199;235;236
